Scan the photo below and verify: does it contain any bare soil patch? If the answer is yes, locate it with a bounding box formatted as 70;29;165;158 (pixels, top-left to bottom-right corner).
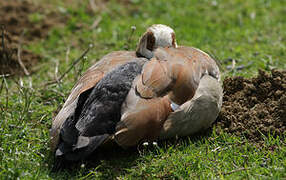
216;69;286;142
0;0;67;76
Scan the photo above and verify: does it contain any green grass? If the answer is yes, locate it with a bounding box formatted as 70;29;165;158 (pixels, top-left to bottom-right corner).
1;0;285;179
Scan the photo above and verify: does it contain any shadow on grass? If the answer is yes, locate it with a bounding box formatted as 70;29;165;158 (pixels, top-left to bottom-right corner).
48;143;139;178
48;128;213;178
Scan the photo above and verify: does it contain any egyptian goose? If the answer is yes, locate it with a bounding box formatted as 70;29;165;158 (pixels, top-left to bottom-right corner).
51;24;222;162
53;48;221;161
51;24;177;159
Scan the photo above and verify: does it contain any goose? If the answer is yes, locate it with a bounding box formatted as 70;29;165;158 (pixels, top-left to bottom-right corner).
50;24;177;157
51;24;222;162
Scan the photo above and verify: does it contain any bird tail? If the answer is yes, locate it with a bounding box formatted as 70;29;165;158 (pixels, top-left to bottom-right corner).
53;134;110;169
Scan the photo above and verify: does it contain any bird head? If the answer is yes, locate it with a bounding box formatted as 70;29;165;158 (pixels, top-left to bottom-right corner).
136;24;177;59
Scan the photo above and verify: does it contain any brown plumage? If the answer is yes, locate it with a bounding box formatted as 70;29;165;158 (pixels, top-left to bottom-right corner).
159;74;222;139
114;46;221;147
136;46;220;103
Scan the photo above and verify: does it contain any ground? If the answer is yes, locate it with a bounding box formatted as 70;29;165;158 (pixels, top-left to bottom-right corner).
217;69;286;143
0;0;285;179
0;0;67;76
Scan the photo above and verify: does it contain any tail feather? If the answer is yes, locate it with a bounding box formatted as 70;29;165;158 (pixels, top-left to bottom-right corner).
55;134;110;162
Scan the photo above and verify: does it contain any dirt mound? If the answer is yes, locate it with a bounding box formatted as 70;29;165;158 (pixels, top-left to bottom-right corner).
216;69;286;142
0;0;67;76
0;29;41;76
